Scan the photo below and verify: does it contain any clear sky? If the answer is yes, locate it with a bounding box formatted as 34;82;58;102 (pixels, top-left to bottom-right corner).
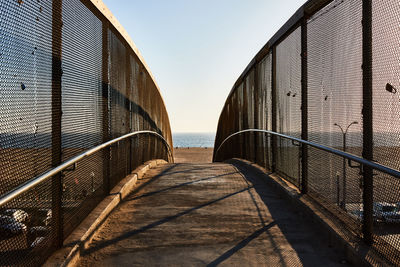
102;0;307;133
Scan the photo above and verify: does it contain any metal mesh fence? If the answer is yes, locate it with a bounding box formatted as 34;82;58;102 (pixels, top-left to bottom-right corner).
307;0;363;231
109;29;130;188
275;27;302;186
0;0;172;266
371;1;400;264
257;52;272;170
0;179;54;266
0;0;53;196
214;0;400;264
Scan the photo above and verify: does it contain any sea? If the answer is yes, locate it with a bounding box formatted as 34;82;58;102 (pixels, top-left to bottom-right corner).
1;132;399;149
172;132;215;148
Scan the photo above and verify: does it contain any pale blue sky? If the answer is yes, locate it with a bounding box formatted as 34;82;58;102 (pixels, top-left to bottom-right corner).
102;0;307;133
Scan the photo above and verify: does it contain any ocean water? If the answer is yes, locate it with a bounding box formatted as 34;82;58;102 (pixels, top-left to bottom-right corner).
1;132;399;149
172;133;215;148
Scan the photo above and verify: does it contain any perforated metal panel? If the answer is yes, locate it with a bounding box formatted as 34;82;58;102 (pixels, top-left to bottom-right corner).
245;70;255;162
0;1;173;265
108;30;130;188
371;0;400;261
0;2;54;264
213;0;400;264
0;0;53;195
61;0;104;237
307;0;363;219
257;53;272;169
275;27;302;186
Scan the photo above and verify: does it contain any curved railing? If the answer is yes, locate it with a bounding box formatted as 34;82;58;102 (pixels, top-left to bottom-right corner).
215;129;400;180
214;0;400;265
0;0;173;266
0;131;173;207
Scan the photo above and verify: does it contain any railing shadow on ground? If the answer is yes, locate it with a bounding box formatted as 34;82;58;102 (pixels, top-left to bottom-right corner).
78;161;348;266
206;221;277;267
80;187;252;257
127;171;239;202
225;159;351;266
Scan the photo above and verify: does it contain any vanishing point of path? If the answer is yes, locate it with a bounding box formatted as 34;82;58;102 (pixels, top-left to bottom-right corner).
78;160;350;266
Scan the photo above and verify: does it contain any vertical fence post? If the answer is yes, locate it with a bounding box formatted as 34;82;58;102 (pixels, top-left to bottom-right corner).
102;22;110;195
301;17;308;194
51;0;63;248
271;46;277;172
362;0;374;246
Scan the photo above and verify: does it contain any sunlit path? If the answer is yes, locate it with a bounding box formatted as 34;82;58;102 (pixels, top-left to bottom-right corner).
78;162;347;266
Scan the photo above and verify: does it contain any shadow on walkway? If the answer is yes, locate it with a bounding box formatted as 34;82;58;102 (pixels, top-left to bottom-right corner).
226;159;348;266
79;161;349;266
82;186;252;256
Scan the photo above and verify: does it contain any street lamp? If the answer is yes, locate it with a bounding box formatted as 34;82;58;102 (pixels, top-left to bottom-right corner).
333;121;358;211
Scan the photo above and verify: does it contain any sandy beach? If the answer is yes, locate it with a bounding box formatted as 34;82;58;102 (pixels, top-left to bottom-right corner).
173;147;213;163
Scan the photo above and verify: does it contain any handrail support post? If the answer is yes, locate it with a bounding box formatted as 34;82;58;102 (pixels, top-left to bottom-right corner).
51;0;63;248
362;0;374;246
102;21;111;196
301;17;308;194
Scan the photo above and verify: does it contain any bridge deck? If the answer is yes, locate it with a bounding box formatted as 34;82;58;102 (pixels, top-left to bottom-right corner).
78;161;349;266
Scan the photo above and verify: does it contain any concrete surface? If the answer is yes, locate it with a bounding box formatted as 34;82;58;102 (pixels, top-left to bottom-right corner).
77;162;351;266
44;160;167;267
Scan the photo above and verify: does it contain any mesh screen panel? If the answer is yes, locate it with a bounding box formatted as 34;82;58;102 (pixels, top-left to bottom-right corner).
307;0;363;220
0;0;172;265
214;0;400;265
61;0;103;160
245;70;255;162
275;27;302;186
371;1;400;262
129;56;142;168
257;53;272;170
0;2;56;265
61;150;105;238
108;30;129;188
60;0;104;238
0;0;53;195
0;179;54;266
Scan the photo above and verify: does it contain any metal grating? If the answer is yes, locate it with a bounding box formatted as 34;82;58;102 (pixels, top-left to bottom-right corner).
61;0;104;238
275;27;302;186
371;0;400;262
0;0;173;265
257;53;272;170
0;0;53;195
108;29;129;189
307;0;363;152
307;0;363;228
214;0;400;264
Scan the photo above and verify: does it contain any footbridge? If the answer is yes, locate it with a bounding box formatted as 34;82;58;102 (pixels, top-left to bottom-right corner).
0;0;399;266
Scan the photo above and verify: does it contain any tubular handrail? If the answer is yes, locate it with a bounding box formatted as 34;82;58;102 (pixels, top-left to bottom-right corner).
0;130;173;207
214;129;400;179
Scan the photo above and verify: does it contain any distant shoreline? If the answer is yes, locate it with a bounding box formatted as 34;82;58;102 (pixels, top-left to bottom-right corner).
172;132;215;148
173;147;214;163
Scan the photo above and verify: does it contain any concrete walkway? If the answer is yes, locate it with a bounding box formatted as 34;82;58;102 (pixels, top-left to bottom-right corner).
78;161;350;266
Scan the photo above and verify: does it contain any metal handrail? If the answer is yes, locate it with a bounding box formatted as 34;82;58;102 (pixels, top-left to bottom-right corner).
0;130;173;207
214;129;400;179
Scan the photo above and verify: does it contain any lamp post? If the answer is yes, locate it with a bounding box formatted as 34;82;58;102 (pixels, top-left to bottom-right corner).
333;121;358;211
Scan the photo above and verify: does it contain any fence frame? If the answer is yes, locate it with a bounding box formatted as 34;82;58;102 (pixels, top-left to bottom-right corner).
0;1;173;264
213;0;395;250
